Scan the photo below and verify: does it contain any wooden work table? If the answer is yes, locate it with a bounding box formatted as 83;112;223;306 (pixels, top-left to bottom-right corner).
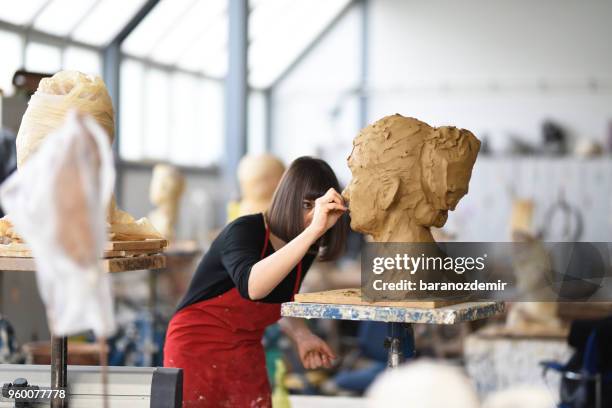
0;254;165;273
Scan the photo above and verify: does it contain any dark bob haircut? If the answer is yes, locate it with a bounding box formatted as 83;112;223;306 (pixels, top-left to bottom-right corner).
266;156;348;261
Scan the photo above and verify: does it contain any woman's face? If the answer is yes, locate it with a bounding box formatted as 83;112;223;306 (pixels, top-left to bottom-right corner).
302;199;315;229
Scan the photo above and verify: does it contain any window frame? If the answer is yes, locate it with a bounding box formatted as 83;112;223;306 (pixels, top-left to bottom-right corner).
0;20;236;173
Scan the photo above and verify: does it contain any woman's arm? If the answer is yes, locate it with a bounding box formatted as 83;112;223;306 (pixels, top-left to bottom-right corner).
278;317;311;341
279;317;336;369
248;224;319;300
247;188;346;300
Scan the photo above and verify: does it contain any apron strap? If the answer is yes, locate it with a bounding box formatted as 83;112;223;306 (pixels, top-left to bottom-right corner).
292;262;303;301
260;226;271;258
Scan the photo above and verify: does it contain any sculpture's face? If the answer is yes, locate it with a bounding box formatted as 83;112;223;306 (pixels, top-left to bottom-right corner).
343;149;394;235
342;166;372;233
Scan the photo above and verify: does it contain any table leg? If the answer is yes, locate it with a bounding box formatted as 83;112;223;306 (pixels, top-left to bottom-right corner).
0;271;3;313
51;335;67;408
144;269;159;367
385;323;415;368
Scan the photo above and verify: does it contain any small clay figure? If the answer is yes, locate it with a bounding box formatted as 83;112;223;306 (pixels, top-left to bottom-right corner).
343;114;480;243
148;164;186;241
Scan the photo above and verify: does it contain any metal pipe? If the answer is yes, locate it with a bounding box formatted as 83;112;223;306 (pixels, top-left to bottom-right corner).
358;0;369;128
50;335;67;408
224;0;249;198
144;268;159;367
385;322;405;368
385;323;415;368
102;0;160;207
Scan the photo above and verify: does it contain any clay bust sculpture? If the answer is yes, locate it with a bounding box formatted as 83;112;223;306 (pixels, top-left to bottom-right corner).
0;70;161;243
238;153;285;215
227;153;285;221
148;164;186;241
343;114;480;243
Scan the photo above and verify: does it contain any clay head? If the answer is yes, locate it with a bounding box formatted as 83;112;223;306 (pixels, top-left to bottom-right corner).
150;164;185;207
343;114;480;241
237;153;285;215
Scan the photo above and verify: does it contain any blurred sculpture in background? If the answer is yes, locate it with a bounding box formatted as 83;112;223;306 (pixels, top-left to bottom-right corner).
574;138;603;157
508;198;535;240
148;164;186;241
0;70;162;244
367;360;480;408
227;153;285;221
367;360;554;408
541;120;567;156
343;114;480;242
506;198;565;335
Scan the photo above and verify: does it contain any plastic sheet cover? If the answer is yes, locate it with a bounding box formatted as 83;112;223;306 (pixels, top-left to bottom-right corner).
0;110;116;337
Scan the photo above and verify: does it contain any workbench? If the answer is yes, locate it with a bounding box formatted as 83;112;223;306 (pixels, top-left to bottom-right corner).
0;252;166;408
282;291;504;367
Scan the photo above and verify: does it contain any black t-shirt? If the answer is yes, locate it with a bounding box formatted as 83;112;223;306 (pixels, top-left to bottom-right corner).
176;213;316;311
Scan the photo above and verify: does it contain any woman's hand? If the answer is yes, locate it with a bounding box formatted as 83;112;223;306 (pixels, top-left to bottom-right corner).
306;188;347;238
279;318;337;370
248;188;345;300
295;332;337;370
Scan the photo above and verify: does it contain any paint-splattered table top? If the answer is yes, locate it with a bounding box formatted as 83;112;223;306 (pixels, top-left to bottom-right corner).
281;300;505;324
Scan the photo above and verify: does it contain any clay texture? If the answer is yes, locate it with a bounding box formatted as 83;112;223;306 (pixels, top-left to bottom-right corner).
343;114;480;242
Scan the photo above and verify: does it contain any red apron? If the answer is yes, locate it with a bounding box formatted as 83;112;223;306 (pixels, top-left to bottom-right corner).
164;226;302;408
